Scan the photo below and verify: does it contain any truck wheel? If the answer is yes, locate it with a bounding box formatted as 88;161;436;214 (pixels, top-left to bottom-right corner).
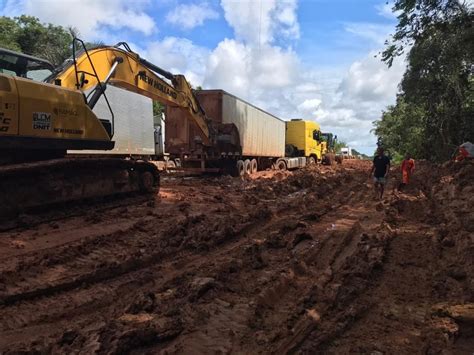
236;160;245;177
250;159;258;174
275;160;287;170
243;159;251;175
323;154;334;165
308;156;316;165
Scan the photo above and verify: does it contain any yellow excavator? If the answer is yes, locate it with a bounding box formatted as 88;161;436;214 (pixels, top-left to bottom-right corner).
0;38;239;216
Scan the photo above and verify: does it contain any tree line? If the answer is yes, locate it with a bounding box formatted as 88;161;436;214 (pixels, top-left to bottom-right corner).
374;0;473;162
0;15;77;66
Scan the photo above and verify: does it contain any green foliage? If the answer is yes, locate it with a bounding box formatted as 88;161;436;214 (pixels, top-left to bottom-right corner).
373;97;426;157
153;101;165;117
375;0;473;161
0;17;22;52
0;16;73;66
334;140;346;153
390;151;405;165
382;0;471;67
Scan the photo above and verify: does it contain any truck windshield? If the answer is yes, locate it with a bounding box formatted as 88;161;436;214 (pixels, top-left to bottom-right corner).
313;130;321;141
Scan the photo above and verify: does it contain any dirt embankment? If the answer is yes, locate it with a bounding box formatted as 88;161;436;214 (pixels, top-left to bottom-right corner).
0;160;472;354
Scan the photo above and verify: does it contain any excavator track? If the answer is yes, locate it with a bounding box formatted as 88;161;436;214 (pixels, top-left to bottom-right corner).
0;158;159;218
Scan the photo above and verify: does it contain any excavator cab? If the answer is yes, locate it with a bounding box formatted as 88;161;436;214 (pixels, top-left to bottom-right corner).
0;47;55;81
0;45;115;165
321;133;335;151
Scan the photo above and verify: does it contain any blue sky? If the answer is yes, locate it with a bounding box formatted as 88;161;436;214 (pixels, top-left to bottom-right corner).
0;0;405;154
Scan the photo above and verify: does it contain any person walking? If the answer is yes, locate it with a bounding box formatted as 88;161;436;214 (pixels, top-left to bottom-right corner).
398;154;415;191
370;147;390;199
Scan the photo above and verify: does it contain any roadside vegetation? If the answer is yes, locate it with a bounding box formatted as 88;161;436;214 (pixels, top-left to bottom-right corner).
374;0;473;161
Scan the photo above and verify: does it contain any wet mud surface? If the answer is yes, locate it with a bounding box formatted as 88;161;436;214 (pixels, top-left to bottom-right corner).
0;160;473;354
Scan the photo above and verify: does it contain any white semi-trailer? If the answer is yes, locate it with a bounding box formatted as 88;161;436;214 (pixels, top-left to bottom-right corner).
166;89;308;175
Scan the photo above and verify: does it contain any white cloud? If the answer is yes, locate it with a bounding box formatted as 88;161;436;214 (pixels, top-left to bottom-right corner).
196;0;300;107
202;39;299;97
145;37;211;87
220;0;299;45
338;51;404;103
204;39;251;93
166;2;219;30
1;0;156;39
376;2;396;19
309;53;405;151
344;22;394;45
298;98;322;113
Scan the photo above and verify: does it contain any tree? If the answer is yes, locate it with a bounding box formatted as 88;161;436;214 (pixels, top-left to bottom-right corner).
382;0;472;66
153;101;165;117
0;16;73;66
334;140;347;153
0;17;22;52
373;96;426;158
374;0;473;161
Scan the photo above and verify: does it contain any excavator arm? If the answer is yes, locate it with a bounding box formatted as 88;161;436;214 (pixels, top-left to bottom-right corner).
49;42;211;145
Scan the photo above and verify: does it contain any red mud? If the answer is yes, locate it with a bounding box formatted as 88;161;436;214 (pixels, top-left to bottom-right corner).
0;160;472;354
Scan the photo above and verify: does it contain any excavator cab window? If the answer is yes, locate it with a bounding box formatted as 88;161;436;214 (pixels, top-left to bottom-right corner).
0;47;54;81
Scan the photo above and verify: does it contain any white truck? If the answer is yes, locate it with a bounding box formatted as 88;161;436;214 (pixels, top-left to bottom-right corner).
340;147;353;159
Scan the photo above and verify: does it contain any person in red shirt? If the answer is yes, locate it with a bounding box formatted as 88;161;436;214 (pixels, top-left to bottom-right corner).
398;154;415;191
455;142;474;161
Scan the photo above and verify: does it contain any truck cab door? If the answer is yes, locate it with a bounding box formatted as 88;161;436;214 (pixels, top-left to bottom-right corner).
312;130;323;157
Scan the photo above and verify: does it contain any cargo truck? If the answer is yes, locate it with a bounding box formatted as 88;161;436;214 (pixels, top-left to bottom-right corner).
166;90;333;176
340;147;353;159
73;87;333;176
285;119;332;164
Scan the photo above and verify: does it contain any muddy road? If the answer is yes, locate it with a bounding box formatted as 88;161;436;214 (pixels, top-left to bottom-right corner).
0;160;473;354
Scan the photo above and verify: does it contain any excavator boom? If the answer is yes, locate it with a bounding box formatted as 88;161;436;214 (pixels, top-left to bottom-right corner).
49;43;211;145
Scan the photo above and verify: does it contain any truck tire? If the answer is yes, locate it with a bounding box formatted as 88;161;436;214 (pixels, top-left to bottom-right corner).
243;159;251;175
250;159;258;174
308;156;316;165
322;153;334;165
236;160;245;177
275;160;287;170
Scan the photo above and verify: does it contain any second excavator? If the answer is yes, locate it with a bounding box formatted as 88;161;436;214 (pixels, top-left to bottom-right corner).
0;38;240;217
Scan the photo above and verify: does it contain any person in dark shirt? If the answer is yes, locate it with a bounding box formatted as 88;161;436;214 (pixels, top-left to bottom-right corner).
369;147;391;199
